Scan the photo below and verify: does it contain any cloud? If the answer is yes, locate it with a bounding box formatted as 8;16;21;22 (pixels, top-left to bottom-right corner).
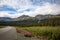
0;0;19;9
0;11;10;17
0;0;32;9
22;3;60;17
0;0;60;18
0;11;23;18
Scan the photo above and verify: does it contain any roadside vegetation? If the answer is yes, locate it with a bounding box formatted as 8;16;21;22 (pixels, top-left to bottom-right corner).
0;26;5;28
16;26;60;40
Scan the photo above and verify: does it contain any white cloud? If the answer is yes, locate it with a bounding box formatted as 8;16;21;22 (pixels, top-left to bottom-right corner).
0;11;10;17
0;0;32;9
0;11;23;18
0;0;60;18
0;0;19;9
22;3;60;17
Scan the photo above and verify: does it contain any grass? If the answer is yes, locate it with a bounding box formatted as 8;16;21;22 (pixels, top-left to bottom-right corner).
0;26;5;28
16;26;60;40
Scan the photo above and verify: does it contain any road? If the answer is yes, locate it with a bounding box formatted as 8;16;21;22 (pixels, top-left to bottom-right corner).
0;26;39;40
0;26;17;40
0;26;30;40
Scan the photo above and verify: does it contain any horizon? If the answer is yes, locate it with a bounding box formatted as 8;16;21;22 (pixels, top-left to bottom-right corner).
0;0;60;18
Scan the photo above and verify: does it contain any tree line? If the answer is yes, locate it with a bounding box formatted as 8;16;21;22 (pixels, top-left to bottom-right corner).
0;17;60;27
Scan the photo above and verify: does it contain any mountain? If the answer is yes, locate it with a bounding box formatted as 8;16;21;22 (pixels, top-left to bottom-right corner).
35;15;45;20
56;14;60;16
12;15;33;21
4;14;59;21
0;14;60;21
18;15;32;19
35;14;60;20
0;17;12;21
0;14;60;26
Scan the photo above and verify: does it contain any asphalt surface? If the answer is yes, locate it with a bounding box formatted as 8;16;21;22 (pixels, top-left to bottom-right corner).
0;26;17;40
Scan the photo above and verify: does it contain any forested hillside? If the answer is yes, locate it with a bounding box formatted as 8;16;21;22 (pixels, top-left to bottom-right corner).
0;15;60;26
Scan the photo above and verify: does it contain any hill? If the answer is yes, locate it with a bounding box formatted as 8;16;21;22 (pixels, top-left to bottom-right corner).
0;14;60;26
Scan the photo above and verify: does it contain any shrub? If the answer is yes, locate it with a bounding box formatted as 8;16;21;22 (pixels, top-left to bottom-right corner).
24;32;32;37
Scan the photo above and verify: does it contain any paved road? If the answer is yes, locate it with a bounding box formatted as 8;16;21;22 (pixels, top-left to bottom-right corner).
0;26;30;40
0;26;17;40
0;26;39;40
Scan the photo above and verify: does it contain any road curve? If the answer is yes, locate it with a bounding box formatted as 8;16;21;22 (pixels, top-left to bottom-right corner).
0;26;17;40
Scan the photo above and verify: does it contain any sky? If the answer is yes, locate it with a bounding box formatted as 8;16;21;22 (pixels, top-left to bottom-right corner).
0;0;60;18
